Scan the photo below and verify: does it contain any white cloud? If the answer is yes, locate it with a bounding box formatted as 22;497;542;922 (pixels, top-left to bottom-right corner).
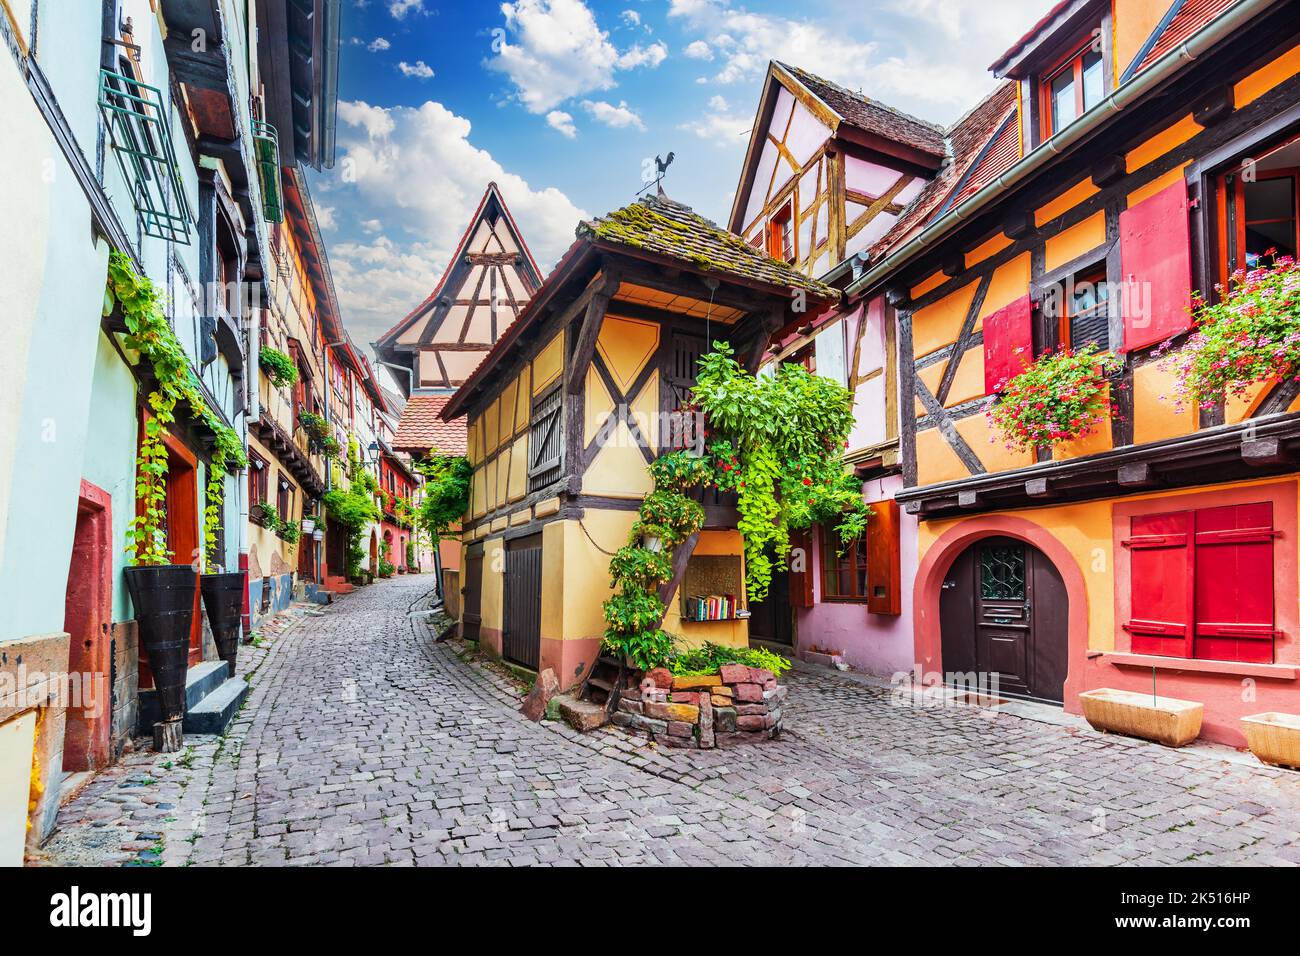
361;219;383;233
546;109;577;138
388;0;425;18
679;94;750;146
581;99;645;130
620;9;640;27
683;40;712;60
615;40;668;69
397;60;435;79
321;99;588;345
488;0;668;114
315;205;337;231
367;37;391;52
667;0;1044;121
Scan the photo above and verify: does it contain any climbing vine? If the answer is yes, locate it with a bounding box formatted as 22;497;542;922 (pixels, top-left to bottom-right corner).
107;251;247;568
412;455;473;545
692;341;870;602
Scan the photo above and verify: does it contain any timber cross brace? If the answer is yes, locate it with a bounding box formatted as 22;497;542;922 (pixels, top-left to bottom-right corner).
566;265;622;395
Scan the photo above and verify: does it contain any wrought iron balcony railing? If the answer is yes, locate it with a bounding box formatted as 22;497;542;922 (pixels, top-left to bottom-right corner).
97;69;192;244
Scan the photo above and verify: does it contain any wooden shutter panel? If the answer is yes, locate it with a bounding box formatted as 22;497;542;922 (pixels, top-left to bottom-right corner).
1119;181;1193;352
527;386;564;489
1124;511;1192;658
982;294;1034;394
865;498;901;615
1193;502;1276;664
789;529;814;609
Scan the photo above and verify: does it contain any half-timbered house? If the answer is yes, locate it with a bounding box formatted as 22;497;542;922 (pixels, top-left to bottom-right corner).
725;62;936;674
440;193;836;687
836;0;1300;744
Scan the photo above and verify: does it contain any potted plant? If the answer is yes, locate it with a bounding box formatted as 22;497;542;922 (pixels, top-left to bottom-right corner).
987;343;1122;452
259;345;299;389
1079;688;1203;747
301;516;316;534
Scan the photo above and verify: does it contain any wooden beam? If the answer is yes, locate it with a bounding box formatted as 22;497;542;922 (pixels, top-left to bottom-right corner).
657;531;702;616
1193;86;1235;127
957;489;980;509
1117;462;1157;487
1242;438;1287;467
1025;477;1054;498
1091;154;1127;188
565;268;620;395
1003;209;1035;241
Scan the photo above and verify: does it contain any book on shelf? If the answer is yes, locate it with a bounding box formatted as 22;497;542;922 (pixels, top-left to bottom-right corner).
685;593;739;622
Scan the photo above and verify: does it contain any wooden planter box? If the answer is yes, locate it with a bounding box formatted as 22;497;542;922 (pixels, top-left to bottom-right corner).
1241;712;1300;770
1079;688;1203;747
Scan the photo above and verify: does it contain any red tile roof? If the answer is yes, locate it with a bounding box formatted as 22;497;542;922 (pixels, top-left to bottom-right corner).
1135;0;1238;75
392;394;466;456
777;63;947;158
870;83;1019;257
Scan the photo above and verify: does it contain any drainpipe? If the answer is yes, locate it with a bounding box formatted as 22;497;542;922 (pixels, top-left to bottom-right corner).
842;0;1278;300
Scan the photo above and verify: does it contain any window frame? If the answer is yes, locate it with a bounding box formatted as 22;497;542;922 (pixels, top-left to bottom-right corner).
248;449;269;511
1059;265;1111;353
1027;21;1112;147
1216;148;1300;282
820;525;870;603
767;202;794;263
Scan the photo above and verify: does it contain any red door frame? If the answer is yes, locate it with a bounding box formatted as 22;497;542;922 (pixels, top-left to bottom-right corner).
136;411;203;689
62;479;113;772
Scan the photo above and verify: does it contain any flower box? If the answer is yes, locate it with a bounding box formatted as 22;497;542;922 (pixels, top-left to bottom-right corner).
1240;712;1300;770
1079;688;1203;747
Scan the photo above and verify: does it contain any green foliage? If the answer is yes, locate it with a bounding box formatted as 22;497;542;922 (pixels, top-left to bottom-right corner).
323;483;380;579
1162;256;1300;410
412;455;473;545
258;346;299;389
378;559;396;578
279;520;301;544
632;489;704;549
988;342;1122;452
608;545;672;590
405;540;417;569
255;502;281;531
107;252;246;567
666;641;792;678
692;341;870;601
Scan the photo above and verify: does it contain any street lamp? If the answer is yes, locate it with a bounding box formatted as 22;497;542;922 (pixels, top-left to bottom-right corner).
367;440;380;466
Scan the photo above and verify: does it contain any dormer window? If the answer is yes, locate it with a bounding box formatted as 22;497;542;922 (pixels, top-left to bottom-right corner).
1041;38;1105;138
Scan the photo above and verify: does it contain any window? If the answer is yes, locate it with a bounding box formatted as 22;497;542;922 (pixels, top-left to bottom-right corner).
1040;39;1105;138
1217;135;1300;278
1125;502;1276;664
822;530;869;601
767;203;793;262
248;451;269;507
277;476;294;526
813;320;848;387
1060;267;1110;352
818;499;901;614
527;385;564;491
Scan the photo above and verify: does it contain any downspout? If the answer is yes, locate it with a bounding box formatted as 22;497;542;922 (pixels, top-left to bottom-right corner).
843;0;1278;300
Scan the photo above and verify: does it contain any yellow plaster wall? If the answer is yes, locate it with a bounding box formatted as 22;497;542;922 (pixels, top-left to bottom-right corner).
584;367;613;446
955;414;1035;473
977;253;1032;324
597;315;659;394
1226;379;1273;424
662;530;749;649
1125;114;1201;174
514;364;532;431
558;511;637;641
1113;0;1170;78
912;280;979;359
1132;362;1194;445
583;421;655;498
1044;212;1106;272
965;232;1012;269
916;427;969;485
479;536;505;633
630;373;660;455
945;350;986;407
1034;178;1098;227
910;270;947;299
507;435;527;501
1234;43;1300;108
532;329;564;394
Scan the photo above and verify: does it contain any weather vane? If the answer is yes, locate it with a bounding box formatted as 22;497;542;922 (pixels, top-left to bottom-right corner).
637;151;675;197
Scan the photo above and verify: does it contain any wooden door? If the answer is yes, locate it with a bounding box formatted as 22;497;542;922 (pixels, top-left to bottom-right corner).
502;535;542;670
940;537;1067;704
748;567;792;645
462;548;483;641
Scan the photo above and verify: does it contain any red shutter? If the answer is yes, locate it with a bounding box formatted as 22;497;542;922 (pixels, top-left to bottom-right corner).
789;529;814;609
1193;502;1276;664
865;498;901;615
982;294;1034;394
1124;511;1193;658
1119;181;1193;352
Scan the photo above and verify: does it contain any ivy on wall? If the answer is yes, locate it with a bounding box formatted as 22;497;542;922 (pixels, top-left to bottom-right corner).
106;251;247;568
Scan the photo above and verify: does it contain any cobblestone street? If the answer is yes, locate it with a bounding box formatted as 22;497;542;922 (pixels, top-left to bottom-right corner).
37;575;1300;866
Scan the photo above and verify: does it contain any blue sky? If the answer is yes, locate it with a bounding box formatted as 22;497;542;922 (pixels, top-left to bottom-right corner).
310;0;1049;348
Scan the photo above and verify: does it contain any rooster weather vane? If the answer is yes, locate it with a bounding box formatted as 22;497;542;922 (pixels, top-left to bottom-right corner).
637;151;675;197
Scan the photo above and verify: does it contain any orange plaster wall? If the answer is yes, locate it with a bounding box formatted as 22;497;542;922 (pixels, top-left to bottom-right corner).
1044;211;1106;272
914;476;1300;746
1112;0;1169;76
1234;43;1300;108
1034;179;1098;227
912;280;978;359
1125;114;1202;173
976;253;1032;326
1131;361;1195;445
964;232;1011;269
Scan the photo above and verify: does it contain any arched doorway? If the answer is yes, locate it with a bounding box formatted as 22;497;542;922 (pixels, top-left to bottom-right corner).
939;536;1068;704
369;530;379;572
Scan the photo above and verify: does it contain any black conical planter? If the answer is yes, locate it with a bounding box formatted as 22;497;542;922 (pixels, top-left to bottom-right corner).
200;571;245;678
124;565;196;724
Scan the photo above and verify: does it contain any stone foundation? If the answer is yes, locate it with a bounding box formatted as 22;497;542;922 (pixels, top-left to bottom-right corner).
610;663;786;749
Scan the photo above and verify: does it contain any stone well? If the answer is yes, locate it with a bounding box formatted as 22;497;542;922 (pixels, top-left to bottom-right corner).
611;663;786;749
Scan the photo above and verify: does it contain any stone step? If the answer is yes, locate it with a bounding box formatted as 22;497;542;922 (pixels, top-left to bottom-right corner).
138;660;228;732
183;677;249;735
555;694;608;733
